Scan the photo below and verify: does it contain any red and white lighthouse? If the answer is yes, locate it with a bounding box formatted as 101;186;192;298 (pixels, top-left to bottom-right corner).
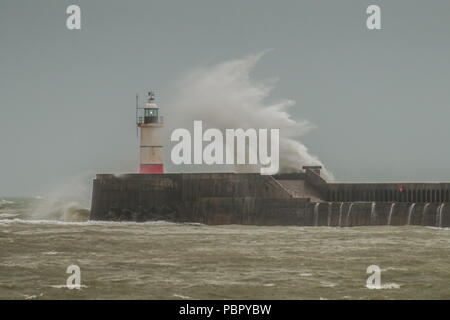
137;91;164;174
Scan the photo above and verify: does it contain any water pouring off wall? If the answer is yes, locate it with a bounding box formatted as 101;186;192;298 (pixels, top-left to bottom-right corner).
436;203;445;228
387;203;396;226
370;202;377;225
338;202;344;227
345;203;354;227
407;203;416;225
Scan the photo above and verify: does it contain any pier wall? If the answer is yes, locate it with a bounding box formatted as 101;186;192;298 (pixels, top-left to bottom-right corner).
90;173;292;223
90;173;450;227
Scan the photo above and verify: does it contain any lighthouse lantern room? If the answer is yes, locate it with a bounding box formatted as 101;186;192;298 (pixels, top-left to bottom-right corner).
137;91;164;174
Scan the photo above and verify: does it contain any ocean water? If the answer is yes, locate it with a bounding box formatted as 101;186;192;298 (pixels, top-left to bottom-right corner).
0;197;449;300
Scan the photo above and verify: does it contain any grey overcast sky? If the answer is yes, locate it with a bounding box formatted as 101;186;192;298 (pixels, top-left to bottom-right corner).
1;0;450;196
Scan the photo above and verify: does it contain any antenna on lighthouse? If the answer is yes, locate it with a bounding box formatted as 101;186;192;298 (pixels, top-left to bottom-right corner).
135;93;139;138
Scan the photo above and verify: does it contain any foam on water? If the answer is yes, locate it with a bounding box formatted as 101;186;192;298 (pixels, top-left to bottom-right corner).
49;284;88;289
0;217;181;227
320;282;337;288
0;223;448;299
1;196;449;299
0;213;20;218
366;283;401;290
0;199;15;205
173;294;192;299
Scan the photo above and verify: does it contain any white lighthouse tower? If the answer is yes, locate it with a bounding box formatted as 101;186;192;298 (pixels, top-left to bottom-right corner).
137;91;164;174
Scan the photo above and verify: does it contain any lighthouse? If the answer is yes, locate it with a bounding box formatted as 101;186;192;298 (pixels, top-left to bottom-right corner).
137;91;164;174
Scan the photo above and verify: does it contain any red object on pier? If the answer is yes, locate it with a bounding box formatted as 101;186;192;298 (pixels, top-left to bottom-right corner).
399;185;403;192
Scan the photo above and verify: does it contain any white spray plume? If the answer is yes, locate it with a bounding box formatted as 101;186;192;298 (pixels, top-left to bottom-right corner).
31;172;93;221
166;52;333;179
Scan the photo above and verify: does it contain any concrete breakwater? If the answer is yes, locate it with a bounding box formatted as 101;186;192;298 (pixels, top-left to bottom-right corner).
90;172;449;227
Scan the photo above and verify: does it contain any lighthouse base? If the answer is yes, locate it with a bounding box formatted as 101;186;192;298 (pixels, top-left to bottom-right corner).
139;164;164;174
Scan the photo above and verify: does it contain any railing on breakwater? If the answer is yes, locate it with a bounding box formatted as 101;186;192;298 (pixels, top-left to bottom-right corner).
327;185;450;203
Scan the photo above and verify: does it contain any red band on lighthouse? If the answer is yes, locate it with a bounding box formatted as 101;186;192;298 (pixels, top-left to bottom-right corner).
139;164;164;174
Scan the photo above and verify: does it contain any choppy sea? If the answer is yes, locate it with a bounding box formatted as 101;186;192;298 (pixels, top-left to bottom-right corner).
0;197;449;300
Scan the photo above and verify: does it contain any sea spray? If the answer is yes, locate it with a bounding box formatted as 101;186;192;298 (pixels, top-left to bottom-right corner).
31;173;93;221
165;52;333;179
